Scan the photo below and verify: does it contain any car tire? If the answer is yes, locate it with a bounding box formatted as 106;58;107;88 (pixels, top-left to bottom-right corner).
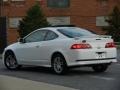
51;54;68;75
4;52;21;70
92;64;108;72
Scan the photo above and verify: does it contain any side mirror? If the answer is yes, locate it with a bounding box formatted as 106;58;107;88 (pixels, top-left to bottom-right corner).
18;38;25;43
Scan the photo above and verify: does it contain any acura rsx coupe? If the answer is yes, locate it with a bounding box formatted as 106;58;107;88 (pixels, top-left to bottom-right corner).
2;26;117;74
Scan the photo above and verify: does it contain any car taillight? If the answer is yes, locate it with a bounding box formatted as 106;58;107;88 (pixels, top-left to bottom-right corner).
105;42;116;48
71;43;92;49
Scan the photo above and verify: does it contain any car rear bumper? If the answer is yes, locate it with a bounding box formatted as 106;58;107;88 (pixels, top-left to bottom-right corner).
67;58;117;67
65;48;117;66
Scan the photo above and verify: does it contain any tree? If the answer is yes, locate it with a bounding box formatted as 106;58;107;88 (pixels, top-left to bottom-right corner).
103;6;120;42
18;3;49;38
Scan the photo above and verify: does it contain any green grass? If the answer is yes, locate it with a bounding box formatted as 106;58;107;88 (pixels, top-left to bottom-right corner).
117;45;120;49
115;42;120;49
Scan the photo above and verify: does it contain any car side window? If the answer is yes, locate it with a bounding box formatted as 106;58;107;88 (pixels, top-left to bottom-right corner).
45;31;58;41
25;30;47;43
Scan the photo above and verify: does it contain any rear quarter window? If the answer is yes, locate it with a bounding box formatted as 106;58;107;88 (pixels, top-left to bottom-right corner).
45;31;58;40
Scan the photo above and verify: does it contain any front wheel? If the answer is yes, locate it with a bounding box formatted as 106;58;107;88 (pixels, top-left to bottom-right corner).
92;64;108;73
51;54;68;75
4;52;20;70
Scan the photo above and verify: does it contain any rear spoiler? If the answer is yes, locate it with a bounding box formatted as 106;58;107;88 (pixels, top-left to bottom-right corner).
74;35;112;40
97;35;112;39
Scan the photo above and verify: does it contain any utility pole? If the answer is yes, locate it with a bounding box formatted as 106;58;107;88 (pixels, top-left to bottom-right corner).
0;0;7;53
0;0;3;17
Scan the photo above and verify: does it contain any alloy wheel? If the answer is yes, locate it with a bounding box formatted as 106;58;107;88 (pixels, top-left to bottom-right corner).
5;54;19;70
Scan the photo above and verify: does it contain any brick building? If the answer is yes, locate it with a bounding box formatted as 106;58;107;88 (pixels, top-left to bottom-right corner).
2;0;119;44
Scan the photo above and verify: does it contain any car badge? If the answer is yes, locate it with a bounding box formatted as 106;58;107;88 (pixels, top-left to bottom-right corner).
97;46;101;49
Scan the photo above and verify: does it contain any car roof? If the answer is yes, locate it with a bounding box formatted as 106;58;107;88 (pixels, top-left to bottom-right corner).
40;26;79;30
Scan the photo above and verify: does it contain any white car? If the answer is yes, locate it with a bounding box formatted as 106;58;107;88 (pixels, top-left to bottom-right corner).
2;26;117;74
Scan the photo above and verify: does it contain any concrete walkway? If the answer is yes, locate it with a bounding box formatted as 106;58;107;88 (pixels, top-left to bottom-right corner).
0;75;77;90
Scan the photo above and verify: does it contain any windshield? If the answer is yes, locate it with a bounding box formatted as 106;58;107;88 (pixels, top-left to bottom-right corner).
57;27;96;38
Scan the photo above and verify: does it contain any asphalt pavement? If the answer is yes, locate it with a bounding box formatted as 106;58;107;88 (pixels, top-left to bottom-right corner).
0;49;120;90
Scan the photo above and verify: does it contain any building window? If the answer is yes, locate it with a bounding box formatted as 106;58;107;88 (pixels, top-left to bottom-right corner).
96;16;109;26
97;0;108;6
101;1;108;6
11;0;25;1
11;0;25;7
47;0;70;8
3;0;8;4
9;18;22;28
3;0;8;2
47;16;70;25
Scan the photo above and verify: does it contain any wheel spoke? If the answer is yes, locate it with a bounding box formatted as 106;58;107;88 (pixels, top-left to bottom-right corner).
53;56;63;73
5;55;18;69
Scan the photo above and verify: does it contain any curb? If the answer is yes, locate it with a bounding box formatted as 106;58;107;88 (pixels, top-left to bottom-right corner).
0;75;77;90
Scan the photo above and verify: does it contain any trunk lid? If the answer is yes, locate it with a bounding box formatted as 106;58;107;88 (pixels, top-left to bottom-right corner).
74;35;113;48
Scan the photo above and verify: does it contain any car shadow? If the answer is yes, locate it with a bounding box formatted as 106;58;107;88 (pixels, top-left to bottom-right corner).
1;66;109;76
16;66;108;76
68;68;108;76
18;66;53;74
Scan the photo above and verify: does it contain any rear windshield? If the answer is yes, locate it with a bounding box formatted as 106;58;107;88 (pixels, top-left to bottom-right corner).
57;27;96;38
